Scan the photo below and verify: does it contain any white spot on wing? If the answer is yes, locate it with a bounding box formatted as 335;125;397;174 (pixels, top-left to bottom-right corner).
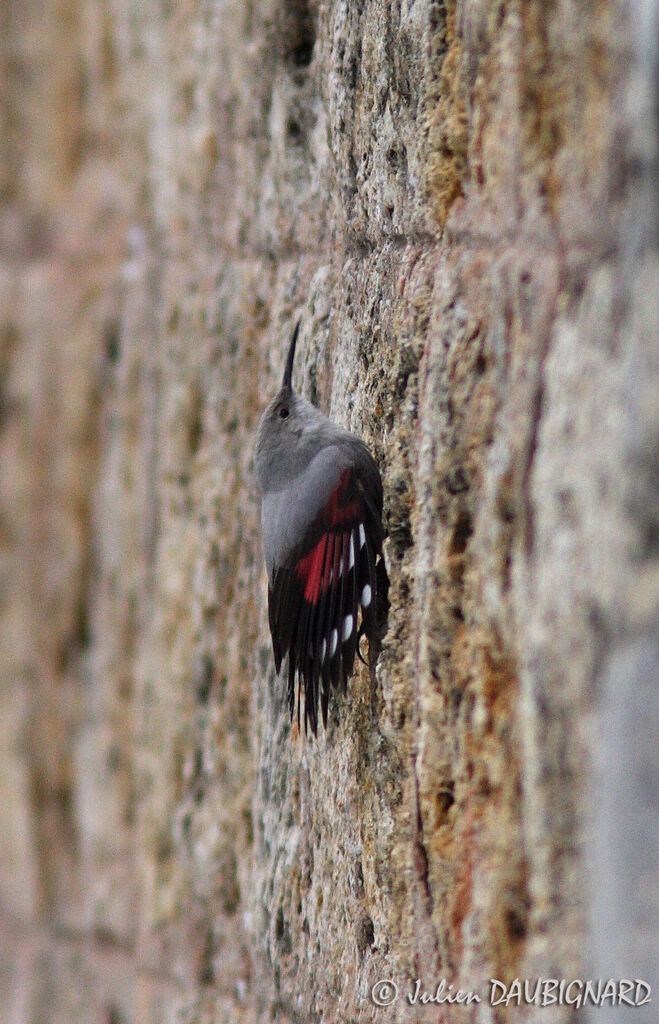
361;583;372;608
330;629;338;656
348;534;355;570
359;523;366;548
320;638;327;663
342;615;353;642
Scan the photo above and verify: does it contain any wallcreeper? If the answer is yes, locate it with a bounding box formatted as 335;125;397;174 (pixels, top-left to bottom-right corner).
254;323;387;735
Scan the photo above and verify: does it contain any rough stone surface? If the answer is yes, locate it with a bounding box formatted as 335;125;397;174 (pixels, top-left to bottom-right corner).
0;2;656;1023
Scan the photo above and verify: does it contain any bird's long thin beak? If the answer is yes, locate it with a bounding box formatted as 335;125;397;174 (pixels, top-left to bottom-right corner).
282;320;300;390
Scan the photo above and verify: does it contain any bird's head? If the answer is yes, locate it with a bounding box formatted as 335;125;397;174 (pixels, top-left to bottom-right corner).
254;322;330;492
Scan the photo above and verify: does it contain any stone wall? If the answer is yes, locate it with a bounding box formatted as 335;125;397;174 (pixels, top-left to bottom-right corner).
1;2;656;1022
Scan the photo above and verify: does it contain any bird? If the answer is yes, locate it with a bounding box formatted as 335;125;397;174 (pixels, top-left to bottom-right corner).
254;322;387;735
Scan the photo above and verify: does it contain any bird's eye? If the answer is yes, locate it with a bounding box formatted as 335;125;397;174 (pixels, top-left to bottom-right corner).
279;407;289;420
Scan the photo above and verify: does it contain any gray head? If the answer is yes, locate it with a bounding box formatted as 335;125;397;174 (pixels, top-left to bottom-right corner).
254;323;351;494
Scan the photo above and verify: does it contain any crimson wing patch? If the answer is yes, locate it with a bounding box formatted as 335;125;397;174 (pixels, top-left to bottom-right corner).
268;466;384;735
